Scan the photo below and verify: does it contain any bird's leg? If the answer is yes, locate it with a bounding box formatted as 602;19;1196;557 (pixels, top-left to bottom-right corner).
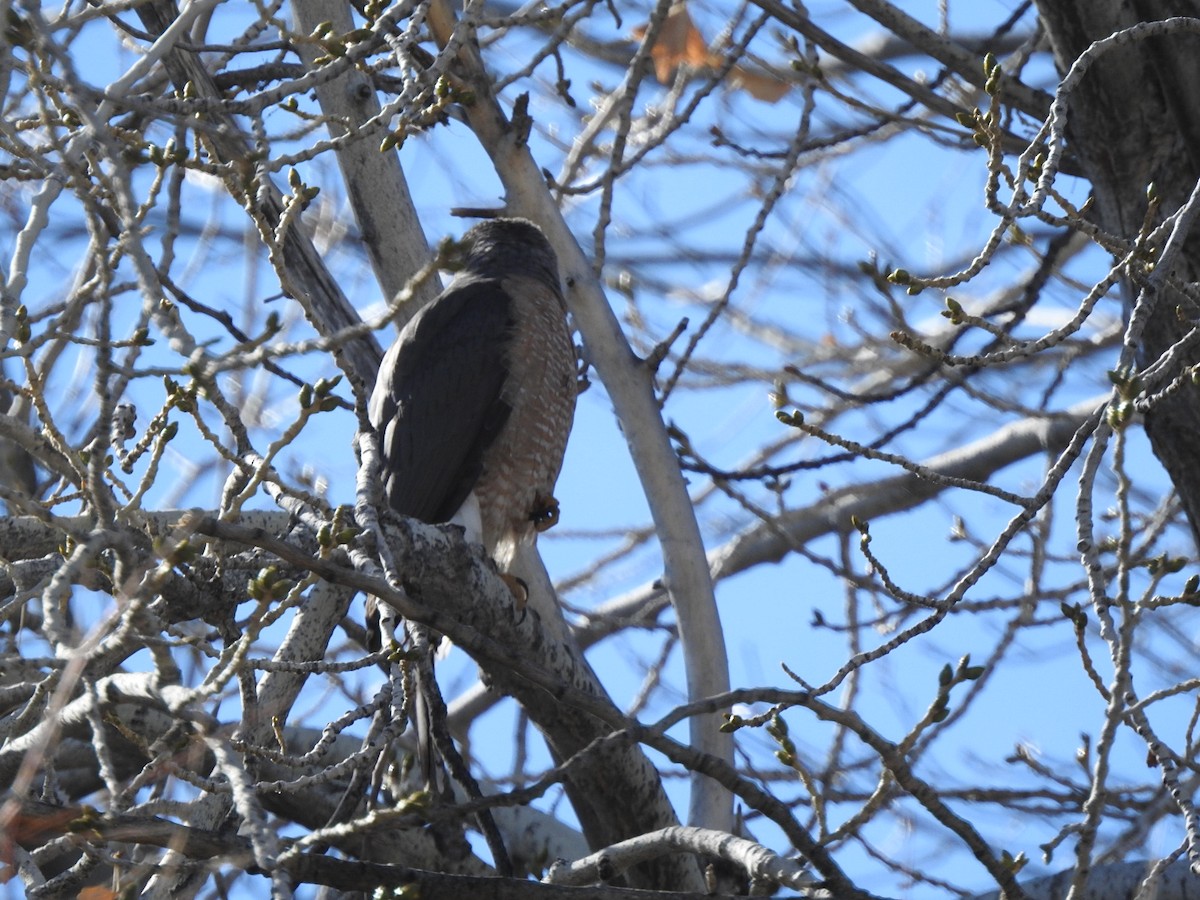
500;573;530;611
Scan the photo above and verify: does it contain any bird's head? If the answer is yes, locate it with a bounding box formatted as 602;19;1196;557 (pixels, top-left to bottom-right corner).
458;217;561;291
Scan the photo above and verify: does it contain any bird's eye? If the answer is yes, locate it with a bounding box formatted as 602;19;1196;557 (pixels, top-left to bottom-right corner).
531;498;560;532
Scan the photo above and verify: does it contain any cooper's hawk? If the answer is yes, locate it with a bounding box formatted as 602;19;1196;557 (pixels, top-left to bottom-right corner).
367;218;575;807
369;217;577;569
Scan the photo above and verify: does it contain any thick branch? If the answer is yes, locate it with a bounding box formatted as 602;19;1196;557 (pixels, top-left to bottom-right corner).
290;0;442;320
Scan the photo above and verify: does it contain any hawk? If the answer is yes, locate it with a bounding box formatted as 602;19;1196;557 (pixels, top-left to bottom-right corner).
369;216;577;590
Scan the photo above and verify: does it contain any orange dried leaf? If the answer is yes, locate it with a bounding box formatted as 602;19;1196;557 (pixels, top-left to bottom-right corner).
633;2;790;101
728;65;791;103
3;804;79;843
632;3;718;84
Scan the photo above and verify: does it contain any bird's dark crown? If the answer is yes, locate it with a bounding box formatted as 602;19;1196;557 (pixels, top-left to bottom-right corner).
461;217;561;287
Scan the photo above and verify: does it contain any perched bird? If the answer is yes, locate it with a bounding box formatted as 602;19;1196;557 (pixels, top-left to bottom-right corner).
369;217;577;572
367;217;576;800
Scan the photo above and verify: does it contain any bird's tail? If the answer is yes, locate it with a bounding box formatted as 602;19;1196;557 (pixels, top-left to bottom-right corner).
408;625;445;796
368;599;513;872
407;623;513;874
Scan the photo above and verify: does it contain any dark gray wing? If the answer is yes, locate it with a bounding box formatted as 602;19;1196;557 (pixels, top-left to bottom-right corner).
369;276;514;523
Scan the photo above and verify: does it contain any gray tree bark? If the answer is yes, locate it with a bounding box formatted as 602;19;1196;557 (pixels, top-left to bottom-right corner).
1034;1;1200;546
